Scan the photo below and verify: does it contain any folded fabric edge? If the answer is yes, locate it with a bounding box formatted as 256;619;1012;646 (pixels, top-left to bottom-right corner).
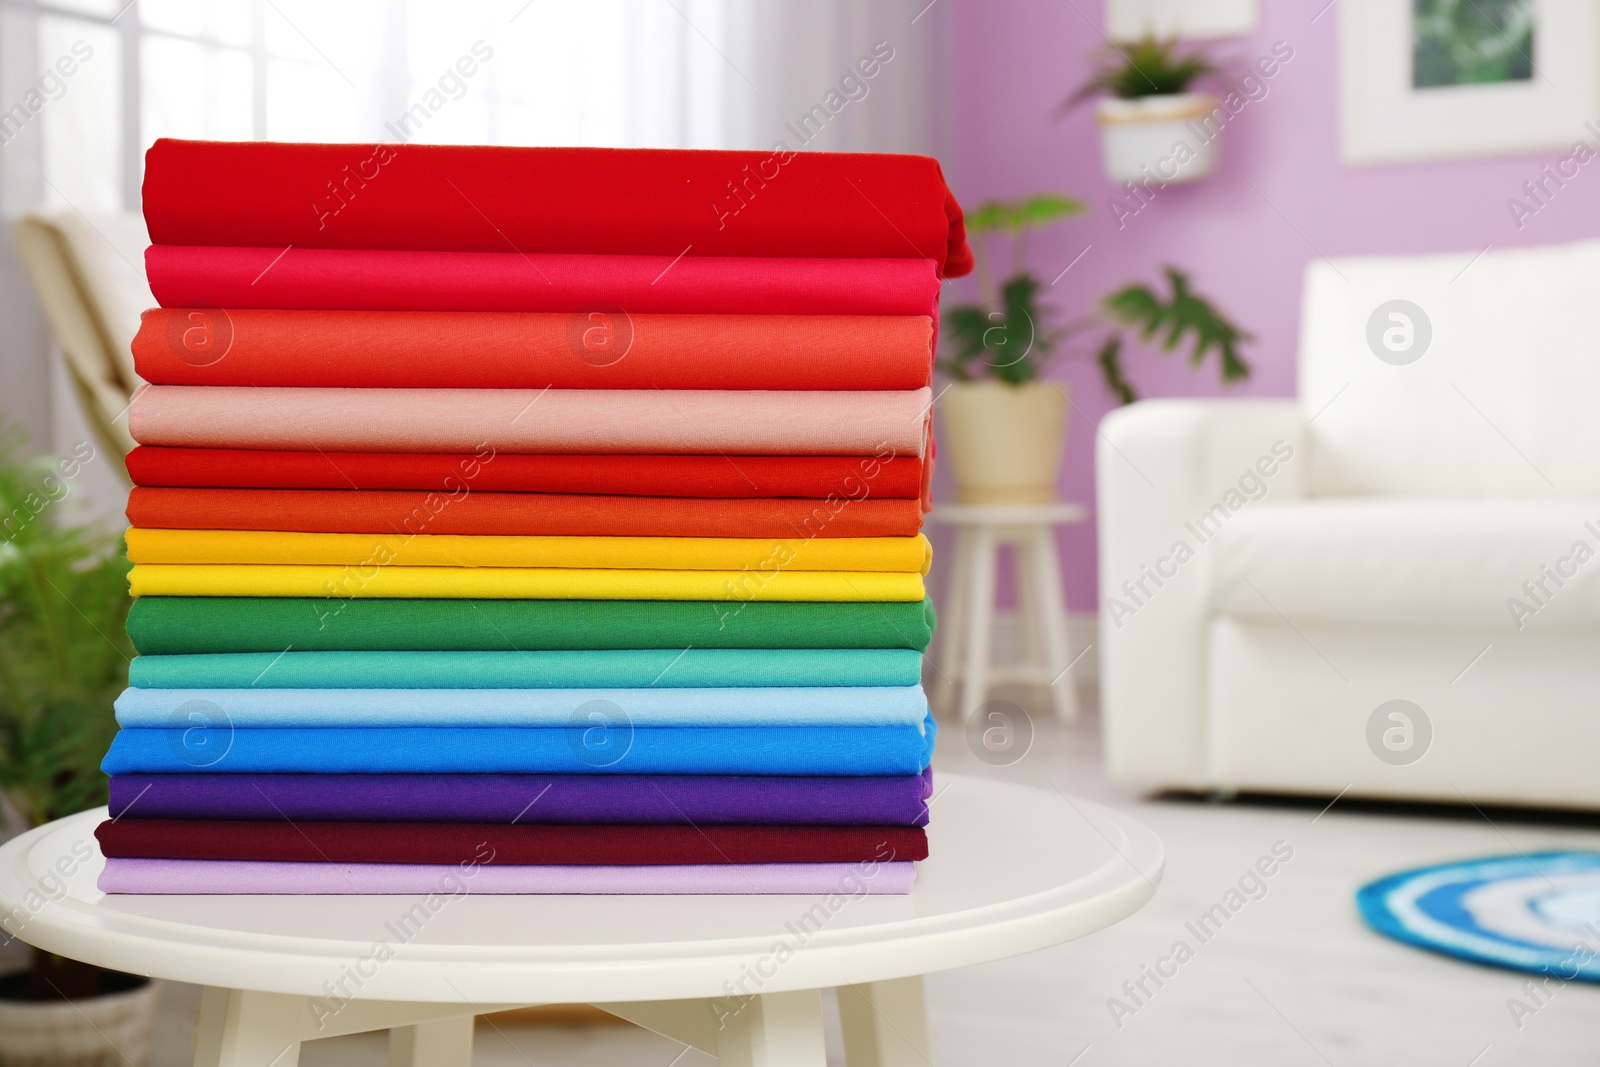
97;857;917;894
124;565;928;602
123;529;934;575
125;648;926;690
110;683;932;729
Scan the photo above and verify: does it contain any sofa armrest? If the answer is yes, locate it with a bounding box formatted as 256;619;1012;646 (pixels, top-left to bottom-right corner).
1096;398;1308;788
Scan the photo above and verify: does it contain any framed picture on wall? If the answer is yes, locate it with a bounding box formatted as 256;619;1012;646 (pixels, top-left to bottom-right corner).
1341;0;1600;164
1105;0;1258;40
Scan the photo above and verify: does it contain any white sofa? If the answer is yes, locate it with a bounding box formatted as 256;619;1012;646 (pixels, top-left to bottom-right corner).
1097;239;1600;808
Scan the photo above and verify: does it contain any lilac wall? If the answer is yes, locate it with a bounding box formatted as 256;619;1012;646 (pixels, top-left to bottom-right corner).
939;0;1600;613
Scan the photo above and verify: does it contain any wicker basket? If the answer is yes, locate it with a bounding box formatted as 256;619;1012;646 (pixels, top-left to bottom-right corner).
0;978;157;1067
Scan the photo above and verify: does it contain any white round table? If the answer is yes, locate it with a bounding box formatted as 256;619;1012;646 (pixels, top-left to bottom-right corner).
0;775;1161;1067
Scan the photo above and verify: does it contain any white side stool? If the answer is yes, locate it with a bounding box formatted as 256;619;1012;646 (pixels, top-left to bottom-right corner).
931;503;1087;723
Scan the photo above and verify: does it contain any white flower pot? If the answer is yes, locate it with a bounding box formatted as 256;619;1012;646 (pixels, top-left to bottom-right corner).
0;975;157;1067
939;380;1068;505
1094;92;1220;184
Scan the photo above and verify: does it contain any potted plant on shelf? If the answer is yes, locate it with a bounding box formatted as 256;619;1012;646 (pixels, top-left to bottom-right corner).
1059;35;1221;183
0;431;154;1067
938;195;1252;504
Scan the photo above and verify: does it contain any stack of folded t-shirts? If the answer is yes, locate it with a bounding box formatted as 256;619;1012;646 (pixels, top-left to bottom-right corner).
96;139;972;895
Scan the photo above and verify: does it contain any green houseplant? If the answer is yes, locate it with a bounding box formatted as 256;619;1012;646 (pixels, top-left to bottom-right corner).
938;194;1252;502
1059;35;1223;183
937;194;1085;504
0;430;156;1066
1062;35;1218;105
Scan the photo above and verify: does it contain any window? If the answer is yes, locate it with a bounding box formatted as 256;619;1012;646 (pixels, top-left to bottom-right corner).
3;0;795;218
0;0;942;466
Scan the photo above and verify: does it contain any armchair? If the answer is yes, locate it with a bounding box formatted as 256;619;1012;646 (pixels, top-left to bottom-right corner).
1098;239;1600;807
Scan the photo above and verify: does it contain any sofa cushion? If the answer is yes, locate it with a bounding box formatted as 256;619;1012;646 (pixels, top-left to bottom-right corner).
1209;499;1600;629
1300;239;1600;496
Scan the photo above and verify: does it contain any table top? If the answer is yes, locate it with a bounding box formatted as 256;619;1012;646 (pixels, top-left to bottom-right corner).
929;502;1087;525
0;774;1161;1004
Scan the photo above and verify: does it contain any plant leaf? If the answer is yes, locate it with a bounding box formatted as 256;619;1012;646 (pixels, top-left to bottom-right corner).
1098;266;1253;388
964;200;1014;235
1010;193;1088;230
0;428;131;830
1096;335;1138;404
966;194;1086;235
937;272;1060;383
1057;34;1219;111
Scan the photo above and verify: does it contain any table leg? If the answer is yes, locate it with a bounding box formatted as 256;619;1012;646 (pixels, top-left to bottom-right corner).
1029;523;1079;723
193;988;304;1067
594;999;719;1054
958;523;998;722
714;989;827;1066
387;1014;474;1067
837;976;932;1066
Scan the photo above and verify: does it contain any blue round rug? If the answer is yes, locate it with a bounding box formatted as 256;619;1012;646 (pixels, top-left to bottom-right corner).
1358;852;1600;980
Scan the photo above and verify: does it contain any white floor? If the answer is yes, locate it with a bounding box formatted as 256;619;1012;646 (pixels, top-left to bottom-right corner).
142;685;1600;1066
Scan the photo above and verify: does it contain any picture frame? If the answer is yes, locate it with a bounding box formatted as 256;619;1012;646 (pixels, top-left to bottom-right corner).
1104;0;1258;40
1340;0;1600;165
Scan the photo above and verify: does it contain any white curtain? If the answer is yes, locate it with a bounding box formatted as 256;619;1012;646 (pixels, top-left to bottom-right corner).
141;0;949;154
4;0;951;218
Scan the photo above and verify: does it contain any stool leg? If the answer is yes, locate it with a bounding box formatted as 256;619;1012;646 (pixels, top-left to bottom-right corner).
388;1014;474;1067
933;525;974;715
714;989;827;1067
1010;530;1045;690
958;524;998;723
193;988;302;1067
1029;523;1079;723
837;976;932;1067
